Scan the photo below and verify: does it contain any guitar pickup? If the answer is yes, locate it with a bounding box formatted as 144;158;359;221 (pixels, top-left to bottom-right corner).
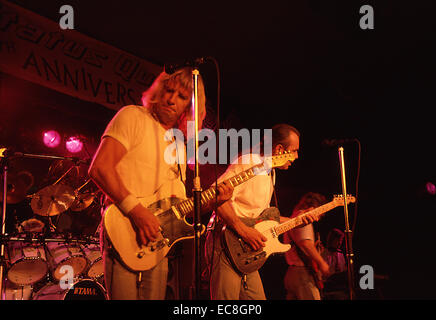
238;238;249;253
245;251;266;264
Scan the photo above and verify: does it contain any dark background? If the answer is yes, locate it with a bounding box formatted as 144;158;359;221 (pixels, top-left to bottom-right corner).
1;0;436;299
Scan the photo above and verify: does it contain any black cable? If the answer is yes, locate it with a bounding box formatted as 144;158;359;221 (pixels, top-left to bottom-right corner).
351;139;361;235
201;56;221;287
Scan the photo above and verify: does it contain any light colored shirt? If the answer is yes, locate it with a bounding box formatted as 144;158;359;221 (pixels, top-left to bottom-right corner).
321;249;346;274
217;153;274;219
283;211;315;267
102;105;186;199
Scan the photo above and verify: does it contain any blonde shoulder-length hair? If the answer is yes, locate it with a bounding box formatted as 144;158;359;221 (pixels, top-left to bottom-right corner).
141;68;206;131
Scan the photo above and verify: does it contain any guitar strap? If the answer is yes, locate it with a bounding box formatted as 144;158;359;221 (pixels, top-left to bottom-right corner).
174;131;186;186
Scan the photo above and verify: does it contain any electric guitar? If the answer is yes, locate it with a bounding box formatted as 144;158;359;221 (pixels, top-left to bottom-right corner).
222;195;356;275
103;152;295;271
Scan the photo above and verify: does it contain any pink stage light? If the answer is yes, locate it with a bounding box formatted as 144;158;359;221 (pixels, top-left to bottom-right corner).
426;182;436;196
43;130;61;148
66;136;83;153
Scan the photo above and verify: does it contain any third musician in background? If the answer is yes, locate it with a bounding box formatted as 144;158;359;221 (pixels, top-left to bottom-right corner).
283;192;331;300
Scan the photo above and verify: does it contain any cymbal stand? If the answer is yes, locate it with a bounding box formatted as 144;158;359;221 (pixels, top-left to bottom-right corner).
52;164;77;186
46;216;58;234
76;179;91;193
0;155;9;300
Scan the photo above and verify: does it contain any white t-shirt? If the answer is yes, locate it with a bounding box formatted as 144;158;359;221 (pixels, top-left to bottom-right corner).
217;153;274;219
102;105;186;200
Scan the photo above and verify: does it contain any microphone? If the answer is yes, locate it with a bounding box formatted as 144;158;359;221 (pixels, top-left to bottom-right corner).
164;57;208;74
322;138;357;147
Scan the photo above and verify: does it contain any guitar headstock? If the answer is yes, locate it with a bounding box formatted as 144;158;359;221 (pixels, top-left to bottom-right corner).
265;151;296;169
333;194;356;205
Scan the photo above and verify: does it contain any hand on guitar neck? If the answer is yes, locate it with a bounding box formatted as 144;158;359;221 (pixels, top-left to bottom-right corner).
292;208;330;287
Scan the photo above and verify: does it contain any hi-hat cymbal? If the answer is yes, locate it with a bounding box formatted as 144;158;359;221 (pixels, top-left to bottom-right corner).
70;193;94;211
30;184;76;216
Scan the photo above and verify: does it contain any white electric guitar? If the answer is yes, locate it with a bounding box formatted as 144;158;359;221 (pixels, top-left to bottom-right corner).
103;152;296;271
222;194;356;274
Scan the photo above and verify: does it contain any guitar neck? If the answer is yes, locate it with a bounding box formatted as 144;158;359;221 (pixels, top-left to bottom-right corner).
274;201;340;236
173;163;265;217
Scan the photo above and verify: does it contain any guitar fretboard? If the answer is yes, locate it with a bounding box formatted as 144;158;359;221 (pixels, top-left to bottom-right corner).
273;201;339;236
174;163;265;217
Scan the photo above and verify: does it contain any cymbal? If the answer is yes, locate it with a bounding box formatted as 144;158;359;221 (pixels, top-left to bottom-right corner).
70;193;94;211
30;184;76;216
47;159;89;188
0;171;34;204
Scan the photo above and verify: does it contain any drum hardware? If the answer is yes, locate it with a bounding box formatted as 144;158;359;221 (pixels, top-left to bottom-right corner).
51;164;77;187
2;232;102;295
2;279;34;300
70;180;96;212
1;150;100;300
4;234;100;245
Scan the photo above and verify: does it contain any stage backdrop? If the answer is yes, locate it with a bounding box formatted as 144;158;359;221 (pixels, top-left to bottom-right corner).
0;0;162;111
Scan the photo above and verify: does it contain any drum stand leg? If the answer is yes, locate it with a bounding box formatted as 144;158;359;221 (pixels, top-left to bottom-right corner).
0;158;9;300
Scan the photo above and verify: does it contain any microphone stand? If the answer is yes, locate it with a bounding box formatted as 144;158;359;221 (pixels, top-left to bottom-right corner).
338;147;356;300
191;68;202;300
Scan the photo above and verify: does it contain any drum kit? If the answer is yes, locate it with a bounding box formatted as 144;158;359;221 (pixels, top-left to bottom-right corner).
0;151;108;300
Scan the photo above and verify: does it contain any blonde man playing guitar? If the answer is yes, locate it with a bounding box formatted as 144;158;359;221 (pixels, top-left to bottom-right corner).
89;68;233;300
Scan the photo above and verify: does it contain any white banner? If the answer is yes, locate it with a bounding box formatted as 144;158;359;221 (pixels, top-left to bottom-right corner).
0;0;162;110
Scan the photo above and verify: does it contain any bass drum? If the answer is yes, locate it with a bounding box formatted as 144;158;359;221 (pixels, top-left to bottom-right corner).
32;279;108;300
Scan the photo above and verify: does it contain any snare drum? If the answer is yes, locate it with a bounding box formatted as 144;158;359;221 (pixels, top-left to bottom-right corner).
45;240;88;281
81;243;103;279
6;235;48;286
32;279;108;300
